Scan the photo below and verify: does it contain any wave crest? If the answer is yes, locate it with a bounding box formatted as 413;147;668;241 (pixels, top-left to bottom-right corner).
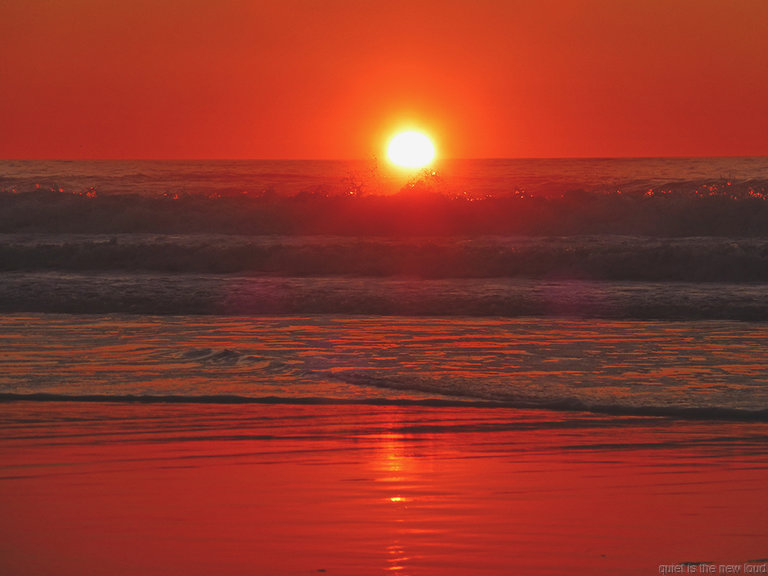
3;188;768;236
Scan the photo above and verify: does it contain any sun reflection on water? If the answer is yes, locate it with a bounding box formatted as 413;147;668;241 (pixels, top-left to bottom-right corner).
387;542;410;572
373;430;419;574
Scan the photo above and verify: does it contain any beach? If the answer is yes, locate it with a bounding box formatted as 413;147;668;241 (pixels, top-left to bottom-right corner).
2;159;768;575
2;401;768;575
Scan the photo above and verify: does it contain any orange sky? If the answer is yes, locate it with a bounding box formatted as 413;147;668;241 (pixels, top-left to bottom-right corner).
1;0;767;159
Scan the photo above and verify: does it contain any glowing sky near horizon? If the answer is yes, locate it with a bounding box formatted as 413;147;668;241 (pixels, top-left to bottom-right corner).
1;0;767;159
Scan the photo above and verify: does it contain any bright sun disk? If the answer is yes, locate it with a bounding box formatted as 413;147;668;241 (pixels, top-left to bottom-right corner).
387;131;435;169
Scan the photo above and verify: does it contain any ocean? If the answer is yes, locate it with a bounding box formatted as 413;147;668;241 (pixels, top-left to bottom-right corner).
2;157;768;418
2;158;768;575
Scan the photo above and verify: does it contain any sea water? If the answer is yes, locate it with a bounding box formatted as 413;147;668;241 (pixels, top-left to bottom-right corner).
2;158;768;420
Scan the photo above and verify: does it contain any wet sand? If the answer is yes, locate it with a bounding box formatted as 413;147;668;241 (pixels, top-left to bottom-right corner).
1;402;768;575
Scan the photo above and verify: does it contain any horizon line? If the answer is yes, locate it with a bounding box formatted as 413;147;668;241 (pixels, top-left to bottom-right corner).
2;154;768;162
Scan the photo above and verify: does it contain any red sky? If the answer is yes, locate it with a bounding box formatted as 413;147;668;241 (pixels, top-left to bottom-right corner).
1;0;767;159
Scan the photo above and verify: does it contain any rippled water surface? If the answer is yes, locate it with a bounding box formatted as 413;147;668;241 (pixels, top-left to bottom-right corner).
3;314;768;419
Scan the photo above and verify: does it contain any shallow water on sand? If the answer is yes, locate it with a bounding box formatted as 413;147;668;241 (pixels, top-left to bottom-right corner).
2;314;768;419
1;403;767;576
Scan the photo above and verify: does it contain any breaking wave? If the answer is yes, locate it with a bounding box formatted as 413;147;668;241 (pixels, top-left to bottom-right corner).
3;186;768;236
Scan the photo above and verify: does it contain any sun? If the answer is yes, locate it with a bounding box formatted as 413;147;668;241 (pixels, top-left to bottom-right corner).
387;131;436;169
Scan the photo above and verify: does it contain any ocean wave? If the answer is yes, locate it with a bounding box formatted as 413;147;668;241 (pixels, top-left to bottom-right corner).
1;273;767;319
177;348;268;367
3;158;768;199
3;186;768;236
4;234;768;282
2;392;767;422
